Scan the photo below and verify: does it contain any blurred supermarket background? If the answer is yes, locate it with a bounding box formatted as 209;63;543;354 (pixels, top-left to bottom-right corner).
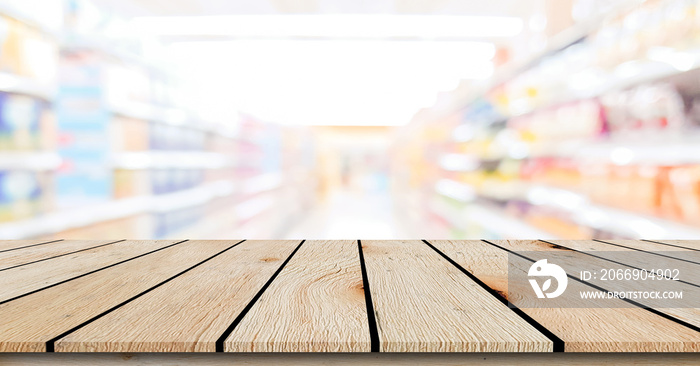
1;0;700;240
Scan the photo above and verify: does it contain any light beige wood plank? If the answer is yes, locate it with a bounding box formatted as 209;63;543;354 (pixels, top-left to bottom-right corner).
225;240;370;352
362;240;552;352
2;353;700;366
0;240;61;252
645;240;700;251
549;239;700;285
54;240;302;352
495;240;700;329
0;240;181;304
546;239;692;253
0;240;241;352
429;240;700;352
0;240;121;271
596;239;700;263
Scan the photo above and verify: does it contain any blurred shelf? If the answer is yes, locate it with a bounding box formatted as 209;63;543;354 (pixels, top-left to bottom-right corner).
574;202;700;240
478;182;700;239
62;36;160;73
425;201;464;237
459;0;645;113
239;172;283;195
164;175;288;239
444;133;700;165
510;56;700;119
447;1;682;127
0;152;62;171
521;184;700;239
235;194;276;222
112;151;232;170
465;204;560;239
438;154;480;172
0;196;149;240
166;205;238;239
109;101;190;126
0;180;235;239
433;178;700;239
434;179;476;202
0;72;55;101
429;198;558;239
0;3;62;38
571;136;700;165
151;180;234;213
109;101;239;138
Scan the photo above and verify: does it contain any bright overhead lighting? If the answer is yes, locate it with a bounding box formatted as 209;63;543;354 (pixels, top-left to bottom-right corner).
131;15;524;39
168;39;495;126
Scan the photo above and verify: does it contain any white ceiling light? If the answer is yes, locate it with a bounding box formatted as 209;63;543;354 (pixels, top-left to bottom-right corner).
131;14;524;39
167;39;495;126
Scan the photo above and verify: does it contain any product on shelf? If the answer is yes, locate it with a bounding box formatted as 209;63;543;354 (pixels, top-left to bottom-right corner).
519;205;594;239
0;92;44;150
111;116;149;151
55;52;112;208
668;165;700;225
0;170;49;222
153;205;205;239
600;82;686;136
0;15;58;81
147;122;204;151
392;0;700;240
507;98;606;154
0;0;323;241
113;169;149;199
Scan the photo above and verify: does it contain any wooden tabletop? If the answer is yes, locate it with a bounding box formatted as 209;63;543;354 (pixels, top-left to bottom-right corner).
0;239;698;353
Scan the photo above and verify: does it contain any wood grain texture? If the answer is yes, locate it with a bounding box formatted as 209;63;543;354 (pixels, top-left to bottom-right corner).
596;239;700;263
54;240;302;352
0;240;121;271
3;353;700;366
362;240;552;352
0;240;180;304
225;240;370;352
0;240;239;352
546;239;685;253
549;239;700;328
645;240;700;251
0;240;61;252
1;239;698;353
429;240;700;352
548;239;700;285
495;240;700;329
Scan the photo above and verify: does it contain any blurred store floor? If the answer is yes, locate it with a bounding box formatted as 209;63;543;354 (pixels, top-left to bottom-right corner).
285;189;408;239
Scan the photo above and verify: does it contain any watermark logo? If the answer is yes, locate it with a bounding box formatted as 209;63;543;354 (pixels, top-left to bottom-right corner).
528;259;568;299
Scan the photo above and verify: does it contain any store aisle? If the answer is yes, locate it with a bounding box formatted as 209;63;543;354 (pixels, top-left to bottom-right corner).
3;0;700;242
284;189;409;239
